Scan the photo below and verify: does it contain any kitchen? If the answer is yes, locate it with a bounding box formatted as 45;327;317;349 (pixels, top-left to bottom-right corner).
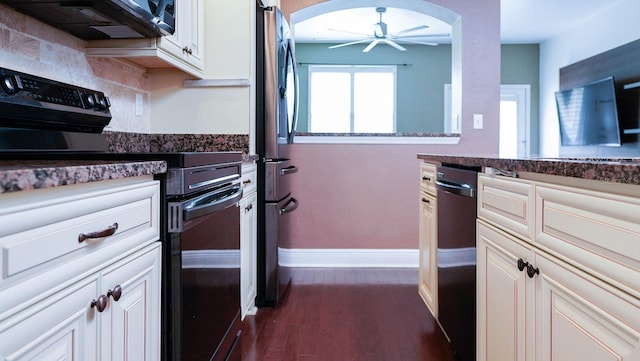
0;0;639;360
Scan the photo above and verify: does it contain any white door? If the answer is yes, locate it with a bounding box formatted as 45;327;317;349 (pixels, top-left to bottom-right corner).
500;85;530;158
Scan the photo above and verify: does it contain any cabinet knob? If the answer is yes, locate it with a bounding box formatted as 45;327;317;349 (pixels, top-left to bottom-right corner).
242;179;252;185
107;285;123;302
245;203;253;212
422;176;431;182
421;197;430;204
182;46;193;55
91;295;108;312
526;264;540;278
517;258;528;272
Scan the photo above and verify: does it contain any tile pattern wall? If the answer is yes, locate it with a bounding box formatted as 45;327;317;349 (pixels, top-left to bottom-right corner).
0;4;150;133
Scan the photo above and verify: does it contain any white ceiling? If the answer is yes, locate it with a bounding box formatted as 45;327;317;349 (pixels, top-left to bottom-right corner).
293;0;623;45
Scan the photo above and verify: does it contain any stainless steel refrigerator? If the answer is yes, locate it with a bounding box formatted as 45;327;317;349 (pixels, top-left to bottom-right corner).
255;3;299;307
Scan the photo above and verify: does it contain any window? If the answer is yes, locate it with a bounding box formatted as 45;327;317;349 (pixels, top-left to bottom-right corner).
308;65;397;133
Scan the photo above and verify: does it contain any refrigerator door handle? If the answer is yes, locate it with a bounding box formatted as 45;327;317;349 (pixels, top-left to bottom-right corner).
286;38;299;144
279;197;298;215
280;165;298;176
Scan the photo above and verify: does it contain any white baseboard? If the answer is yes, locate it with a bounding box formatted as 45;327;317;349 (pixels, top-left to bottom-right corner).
278;248;419;268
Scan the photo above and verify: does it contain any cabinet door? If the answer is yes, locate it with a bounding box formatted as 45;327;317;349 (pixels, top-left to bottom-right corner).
0;278;99;361
241;192;258;318
418;191;438;317
477;221;535;361
100;243;161;361
535;252;640;361
158;0;204;71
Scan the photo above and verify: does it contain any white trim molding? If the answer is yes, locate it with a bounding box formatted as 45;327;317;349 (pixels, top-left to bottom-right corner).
278;248;419;268
294;136;460;145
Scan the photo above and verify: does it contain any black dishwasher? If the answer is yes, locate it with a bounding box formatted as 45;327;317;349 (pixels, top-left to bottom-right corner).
435;165;479;361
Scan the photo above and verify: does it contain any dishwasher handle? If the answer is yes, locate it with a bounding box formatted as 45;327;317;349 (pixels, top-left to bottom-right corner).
435;178;476;198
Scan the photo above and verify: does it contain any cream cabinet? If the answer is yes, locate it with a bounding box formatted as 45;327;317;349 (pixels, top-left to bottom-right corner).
86;0;205;78
0;177;161;361
418;162;438;317
240;163;258;319
477;173;640;361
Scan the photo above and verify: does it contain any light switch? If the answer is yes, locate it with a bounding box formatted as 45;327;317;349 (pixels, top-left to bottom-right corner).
135;93;143;117
473;114;483;129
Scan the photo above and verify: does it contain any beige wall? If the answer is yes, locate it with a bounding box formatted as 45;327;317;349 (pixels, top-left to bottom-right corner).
0;5;151;133
149;0;255;143
281;0;501;250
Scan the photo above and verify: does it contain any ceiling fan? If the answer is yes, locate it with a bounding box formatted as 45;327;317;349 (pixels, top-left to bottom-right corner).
328;7;448;52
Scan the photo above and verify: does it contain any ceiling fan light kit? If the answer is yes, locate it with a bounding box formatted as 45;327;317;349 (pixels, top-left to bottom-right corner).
328;7;447;52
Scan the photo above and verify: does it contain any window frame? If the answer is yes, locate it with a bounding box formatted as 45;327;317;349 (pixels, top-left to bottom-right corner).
307;64;398;133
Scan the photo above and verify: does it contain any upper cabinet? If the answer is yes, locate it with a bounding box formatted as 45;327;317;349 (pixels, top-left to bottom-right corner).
86;0;205;78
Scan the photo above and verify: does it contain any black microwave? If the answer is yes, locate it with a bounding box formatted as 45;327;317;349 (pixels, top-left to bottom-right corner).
0;0;176;40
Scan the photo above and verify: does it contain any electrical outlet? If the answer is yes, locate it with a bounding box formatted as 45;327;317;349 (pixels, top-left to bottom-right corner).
135;93;143;117
473;114;483;129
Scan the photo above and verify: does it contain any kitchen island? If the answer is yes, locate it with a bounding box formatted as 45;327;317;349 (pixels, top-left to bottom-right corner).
417;154;640;184
417;153;640;361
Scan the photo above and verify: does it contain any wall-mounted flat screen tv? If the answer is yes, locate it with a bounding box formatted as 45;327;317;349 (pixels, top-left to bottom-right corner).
555;76;621;146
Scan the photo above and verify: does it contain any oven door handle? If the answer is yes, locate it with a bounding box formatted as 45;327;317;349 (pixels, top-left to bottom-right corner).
183;184;243;221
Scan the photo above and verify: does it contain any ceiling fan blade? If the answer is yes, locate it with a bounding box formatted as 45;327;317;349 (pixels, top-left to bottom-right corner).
363;39;381;52
392;33;450;39
328;39;372;49
395;38;439;46
395;25;430;36
383;39;407;51
327;28;371;37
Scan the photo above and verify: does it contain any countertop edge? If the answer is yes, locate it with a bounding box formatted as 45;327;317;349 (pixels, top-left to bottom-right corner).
0;160;167;194
417;154;640;185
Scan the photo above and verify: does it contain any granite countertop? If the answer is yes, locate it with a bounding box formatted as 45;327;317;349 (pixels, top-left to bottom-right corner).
0;159;167;194
417;154;640;185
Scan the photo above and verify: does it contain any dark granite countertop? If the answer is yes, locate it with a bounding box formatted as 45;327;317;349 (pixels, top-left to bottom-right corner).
0;160;167;194
417;154;640;185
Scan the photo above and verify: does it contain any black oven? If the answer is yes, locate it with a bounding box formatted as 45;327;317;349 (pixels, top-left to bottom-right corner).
0;67;244;361
162;155;244;361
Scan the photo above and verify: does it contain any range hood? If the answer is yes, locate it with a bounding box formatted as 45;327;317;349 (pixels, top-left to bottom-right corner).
0;0;175;40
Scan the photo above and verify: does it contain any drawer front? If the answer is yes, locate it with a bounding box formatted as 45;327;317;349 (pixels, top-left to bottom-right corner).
478;174;535;241
536;184;640;298
420;163;437;195
242;163;257;196
0;179;159;287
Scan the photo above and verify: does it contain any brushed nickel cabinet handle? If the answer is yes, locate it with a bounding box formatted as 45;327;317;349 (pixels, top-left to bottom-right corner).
107;285;123;302
91;295;108;312
78;223;118;243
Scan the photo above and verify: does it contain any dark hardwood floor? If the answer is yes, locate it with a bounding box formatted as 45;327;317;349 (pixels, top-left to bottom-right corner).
240;268;456;361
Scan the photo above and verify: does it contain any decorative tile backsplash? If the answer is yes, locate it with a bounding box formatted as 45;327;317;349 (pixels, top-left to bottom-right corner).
0;4;150;134
0;5;251;154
